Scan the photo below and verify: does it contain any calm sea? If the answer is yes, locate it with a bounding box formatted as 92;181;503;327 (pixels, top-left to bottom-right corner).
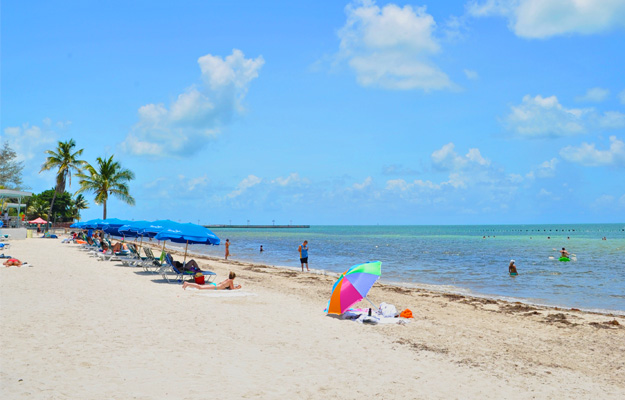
177;224;625;314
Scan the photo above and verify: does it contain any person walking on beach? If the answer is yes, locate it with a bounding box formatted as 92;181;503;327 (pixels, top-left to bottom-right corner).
225;239;230;260
298;240;309;272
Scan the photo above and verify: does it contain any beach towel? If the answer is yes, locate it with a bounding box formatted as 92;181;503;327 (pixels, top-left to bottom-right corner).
192;290;257;298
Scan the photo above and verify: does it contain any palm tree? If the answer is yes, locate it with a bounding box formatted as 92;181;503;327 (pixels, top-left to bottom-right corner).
69;194;89;221
76;155;135;219
27;198;49;220
40;140;85;229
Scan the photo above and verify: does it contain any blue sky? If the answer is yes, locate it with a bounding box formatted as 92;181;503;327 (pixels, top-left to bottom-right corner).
2;0;624;225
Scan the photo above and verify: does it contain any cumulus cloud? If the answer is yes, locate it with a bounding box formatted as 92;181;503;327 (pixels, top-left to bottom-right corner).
467;0;625;38
337;0;453;91
227;175;262;198
352;176;373;190
560;136;625;167
121;49;264;157
272;173;308;187
575;87;610;103
1;120;61;162
504;94;625;138
505;95;589;138
431;142;490;171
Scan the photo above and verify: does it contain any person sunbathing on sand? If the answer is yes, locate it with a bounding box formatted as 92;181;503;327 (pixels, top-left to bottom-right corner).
182;271;242;290
3;258;23;267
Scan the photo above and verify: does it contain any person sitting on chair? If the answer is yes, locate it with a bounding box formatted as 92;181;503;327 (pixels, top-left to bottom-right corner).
182;271;241;290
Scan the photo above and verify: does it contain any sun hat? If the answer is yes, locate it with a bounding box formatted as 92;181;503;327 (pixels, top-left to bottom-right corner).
510;259;515;263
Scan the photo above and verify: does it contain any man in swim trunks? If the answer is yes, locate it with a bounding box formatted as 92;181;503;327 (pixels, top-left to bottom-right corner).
560;247;569;258
298;240;309;272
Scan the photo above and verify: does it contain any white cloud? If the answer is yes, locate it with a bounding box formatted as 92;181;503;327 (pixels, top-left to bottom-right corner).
337;0;453;91
534;158;559;178
1;121;59;162
560;136;625;167
352;176;373;190
575;87;610;103
431;142;490;171
272;173;307;187
467;0;625;38
227;175;262;198
505;94;590;138
598;111;625;129
121;49;264;157
464;69;479;80
619;89;625;104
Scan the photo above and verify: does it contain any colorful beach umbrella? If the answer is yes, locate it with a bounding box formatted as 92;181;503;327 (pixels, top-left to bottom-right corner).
327;261;381;315
28;217;48;224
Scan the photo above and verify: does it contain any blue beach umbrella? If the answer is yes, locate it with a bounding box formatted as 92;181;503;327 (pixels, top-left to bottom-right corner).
155;223;220;267
139;220;181;238
99;218;133;236
82;219;105;229
118;220;150;238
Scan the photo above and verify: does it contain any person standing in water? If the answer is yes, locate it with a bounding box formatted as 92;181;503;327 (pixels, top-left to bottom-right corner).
225;239;230;260
560;247;570;258
298;240;309;272
260;245;264;253
508;260;518;276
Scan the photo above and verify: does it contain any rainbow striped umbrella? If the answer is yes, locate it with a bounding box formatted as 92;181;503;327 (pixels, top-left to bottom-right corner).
327;261;381;315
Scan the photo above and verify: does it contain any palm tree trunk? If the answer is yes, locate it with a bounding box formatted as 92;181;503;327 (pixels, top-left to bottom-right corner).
103;200;107;220
47;191;57;232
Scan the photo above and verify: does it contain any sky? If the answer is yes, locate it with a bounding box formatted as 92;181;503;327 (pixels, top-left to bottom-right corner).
2;0;625;225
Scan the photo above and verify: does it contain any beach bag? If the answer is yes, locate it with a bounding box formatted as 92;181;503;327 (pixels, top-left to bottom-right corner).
194;272;205;284
379;302;398;318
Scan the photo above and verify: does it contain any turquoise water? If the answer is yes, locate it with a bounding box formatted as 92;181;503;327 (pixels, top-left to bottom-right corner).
181;224;625;314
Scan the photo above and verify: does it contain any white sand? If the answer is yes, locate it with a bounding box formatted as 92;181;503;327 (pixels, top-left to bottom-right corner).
1;238;624;399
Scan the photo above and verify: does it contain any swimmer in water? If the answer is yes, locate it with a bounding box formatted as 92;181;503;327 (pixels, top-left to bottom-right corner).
508;260;518;276
560;247;570;258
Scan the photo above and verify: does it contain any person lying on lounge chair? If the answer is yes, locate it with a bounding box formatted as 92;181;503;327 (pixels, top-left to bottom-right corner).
182;271;242;290
168;253;201;272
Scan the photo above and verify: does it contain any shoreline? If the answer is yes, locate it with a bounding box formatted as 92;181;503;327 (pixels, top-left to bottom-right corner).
147;241;625;317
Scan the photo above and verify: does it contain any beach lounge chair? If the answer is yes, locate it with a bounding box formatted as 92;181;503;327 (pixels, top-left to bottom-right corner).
142;247;165;273
119;243;147;266
161;253;216;283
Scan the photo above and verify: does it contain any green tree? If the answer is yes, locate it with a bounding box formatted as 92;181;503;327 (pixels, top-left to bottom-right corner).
76;155;135;219
26;197;50;220
0;141;25;189
39;140;85;228
26;190;74;221
69;193;89;221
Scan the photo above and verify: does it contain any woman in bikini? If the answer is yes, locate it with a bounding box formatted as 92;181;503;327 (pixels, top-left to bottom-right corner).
182;271;242;290
3;258;23;267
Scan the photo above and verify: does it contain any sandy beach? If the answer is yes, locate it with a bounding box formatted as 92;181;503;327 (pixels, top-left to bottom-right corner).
2;237;624;399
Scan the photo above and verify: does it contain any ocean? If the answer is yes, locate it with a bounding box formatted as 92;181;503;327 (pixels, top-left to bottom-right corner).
177;224;625;315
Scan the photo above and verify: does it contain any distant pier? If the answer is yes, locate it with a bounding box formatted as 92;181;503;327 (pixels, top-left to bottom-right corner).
205;225;309;229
